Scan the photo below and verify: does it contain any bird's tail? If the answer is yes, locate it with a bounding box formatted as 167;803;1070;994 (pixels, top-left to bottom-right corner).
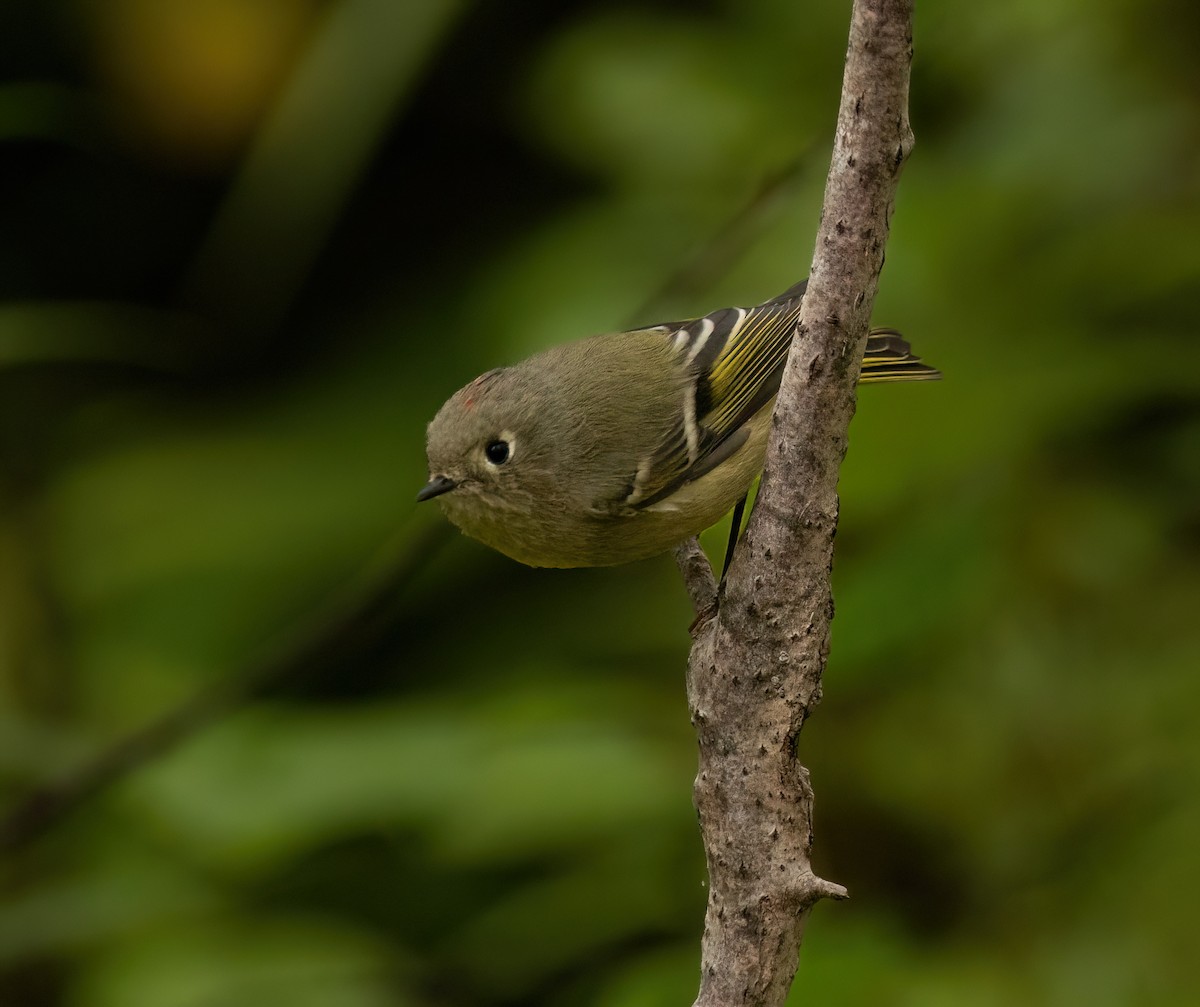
766;280;940;382
860;328;941;383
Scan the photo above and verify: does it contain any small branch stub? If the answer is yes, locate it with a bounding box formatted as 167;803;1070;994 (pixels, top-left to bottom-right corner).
674;537;718;621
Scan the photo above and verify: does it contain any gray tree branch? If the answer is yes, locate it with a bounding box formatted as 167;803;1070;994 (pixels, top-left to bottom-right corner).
682;2;915;1004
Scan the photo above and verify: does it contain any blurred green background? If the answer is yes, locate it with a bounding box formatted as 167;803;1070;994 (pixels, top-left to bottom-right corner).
2;1;1198;1004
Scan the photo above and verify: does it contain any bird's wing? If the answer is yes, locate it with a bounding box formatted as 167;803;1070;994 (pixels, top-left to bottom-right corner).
622;290;803;510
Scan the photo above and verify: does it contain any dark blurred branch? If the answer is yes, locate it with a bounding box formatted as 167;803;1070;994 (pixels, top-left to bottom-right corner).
683;3;915;1004
630;156;806;324
0;521;451;855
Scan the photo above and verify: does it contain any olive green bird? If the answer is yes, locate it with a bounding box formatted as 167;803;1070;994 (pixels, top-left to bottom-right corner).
419;280;939;568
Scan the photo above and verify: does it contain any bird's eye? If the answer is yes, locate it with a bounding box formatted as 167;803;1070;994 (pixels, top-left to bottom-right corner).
484;439;511;465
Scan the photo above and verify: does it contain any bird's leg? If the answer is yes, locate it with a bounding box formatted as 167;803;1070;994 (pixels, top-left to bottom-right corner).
720;492;749;581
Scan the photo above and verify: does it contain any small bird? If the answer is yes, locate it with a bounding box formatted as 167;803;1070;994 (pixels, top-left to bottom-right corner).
419;280;939;568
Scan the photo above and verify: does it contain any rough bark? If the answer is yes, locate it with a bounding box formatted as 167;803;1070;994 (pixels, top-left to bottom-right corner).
678;2;915;1004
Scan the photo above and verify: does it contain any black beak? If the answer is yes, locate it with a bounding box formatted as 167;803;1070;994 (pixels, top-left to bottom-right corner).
417;474;458;502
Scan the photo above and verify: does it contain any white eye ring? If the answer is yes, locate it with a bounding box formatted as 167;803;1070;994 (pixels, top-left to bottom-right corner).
483;431;517;467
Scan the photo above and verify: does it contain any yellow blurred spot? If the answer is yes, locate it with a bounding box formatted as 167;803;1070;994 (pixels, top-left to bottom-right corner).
89;0;319;169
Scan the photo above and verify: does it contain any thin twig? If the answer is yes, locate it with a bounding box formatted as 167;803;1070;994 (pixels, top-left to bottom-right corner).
673;537;718;621
684;3;915;1005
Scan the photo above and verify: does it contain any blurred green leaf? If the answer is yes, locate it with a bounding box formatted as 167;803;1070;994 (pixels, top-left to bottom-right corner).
73;917;402;1007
